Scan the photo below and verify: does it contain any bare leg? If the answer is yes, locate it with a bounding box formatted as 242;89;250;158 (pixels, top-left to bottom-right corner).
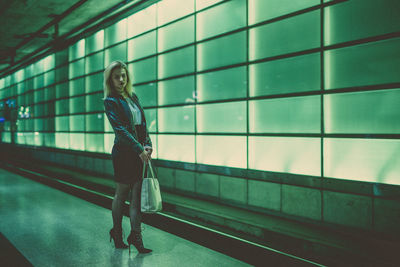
129;180;142;231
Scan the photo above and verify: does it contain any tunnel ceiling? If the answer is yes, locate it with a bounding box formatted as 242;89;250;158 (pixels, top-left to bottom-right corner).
0;0;145;76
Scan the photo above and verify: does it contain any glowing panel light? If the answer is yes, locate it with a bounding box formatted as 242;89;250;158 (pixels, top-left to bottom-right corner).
70;133;85;151
249;136;321;176
324;138;400;185
197;135;247;168
127;4;156;38
43;54;55;72
196;0;224;11
158;134;195;163
55;133;70;149
157;0;194;27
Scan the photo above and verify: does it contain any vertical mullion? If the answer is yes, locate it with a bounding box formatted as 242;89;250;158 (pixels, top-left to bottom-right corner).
320;0;325;222
194;1;198;168
246;0;250;205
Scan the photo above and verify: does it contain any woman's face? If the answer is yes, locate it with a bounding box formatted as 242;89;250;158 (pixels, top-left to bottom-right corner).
111;67;127;94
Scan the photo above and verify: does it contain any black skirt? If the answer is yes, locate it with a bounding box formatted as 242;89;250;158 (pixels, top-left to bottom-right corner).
111;125;147;186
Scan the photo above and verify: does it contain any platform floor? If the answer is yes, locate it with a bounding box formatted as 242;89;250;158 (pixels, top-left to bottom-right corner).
0;168;251;267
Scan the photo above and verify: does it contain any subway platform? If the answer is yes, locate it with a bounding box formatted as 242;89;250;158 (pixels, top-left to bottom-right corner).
1;157;398;267
0;165;323;267
0;168;253;267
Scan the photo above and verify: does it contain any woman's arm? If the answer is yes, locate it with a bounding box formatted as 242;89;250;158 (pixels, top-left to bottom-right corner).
104;98;144;155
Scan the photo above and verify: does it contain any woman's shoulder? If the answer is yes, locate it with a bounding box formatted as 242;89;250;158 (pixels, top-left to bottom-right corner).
104;95;120;102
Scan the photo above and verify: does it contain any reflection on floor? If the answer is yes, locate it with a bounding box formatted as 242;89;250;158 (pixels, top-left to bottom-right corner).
0;168;250;267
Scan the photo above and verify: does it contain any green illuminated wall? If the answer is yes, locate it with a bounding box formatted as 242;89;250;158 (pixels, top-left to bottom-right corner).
0;0;399;185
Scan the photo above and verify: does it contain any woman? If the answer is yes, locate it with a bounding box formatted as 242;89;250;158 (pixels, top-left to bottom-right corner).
103;60;152;254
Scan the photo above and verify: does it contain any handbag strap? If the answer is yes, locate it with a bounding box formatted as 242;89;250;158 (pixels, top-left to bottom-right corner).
142;160;155;179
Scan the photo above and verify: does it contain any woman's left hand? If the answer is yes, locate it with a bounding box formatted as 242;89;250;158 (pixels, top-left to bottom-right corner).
144;146;153;158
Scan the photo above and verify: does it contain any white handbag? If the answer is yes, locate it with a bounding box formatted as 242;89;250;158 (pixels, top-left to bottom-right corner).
141;160;162;213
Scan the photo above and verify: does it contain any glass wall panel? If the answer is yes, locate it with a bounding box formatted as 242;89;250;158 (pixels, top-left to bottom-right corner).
86;133;104;152
15;69;24;83
55;49;68;68
85;72;103;93
56;82;69;99
133;83;157;107
34;118;44;132
105;19;127;47
44;117;55;131
249;0;319;25
144;109;157;133
325;38;400;89
45;86;56;101
325;89;400;134
34;89;45;104
55;99;69;115
70;115;85;132
24;65;34;79
34;132;44;146
55;116;69;131
249;136;321;176
85;51;104;74
158;46;195;79
2;132;11;143
104;133;114;153
197;32;246;71
34;60;44;75
324;138;400;185
127;5;156;38
104;116;112;132
86;113;104;132
325;0;400;45
105;42;127;68
69;59;85;79
44;71;55;86
128;31;156;61
70;96;85;114
250;53;320;97
158;76;194;105
129;57;156;84
69;39;85;61
158;106;194;133
34;104;44;118
197;135;247;168
16;133;26;145
69;77;85;96
70;133;85;150
149;134;157;158
158;134;195;162
249;11;320;60
157;0;194;26
25;116;34;131
197;66;246;102
250;96;321;133
86;92;104;112
85;30;104;54
56;65;69;83
44;133;55;147
43;54;55;72
197;101;247;133
197;0;246;41
158;16;194;52
34;74;44;90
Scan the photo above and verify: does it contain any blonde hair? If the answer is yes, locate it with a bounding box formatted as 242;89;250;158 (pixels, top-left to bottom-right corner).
103;60;133;98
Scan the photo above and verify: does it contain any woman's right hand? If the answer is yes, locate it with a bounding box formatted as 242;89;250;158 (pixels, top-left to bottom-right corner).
139;149;150;163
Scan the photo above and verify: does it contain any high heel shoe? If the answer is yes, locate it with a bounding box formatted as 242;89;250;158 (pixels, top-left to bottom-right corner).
109;228;128;249
127;230;152;255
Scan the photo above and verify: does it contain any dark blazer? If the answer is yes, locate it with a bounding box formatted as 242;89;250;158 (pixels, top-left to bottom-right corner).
104;92;152;155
